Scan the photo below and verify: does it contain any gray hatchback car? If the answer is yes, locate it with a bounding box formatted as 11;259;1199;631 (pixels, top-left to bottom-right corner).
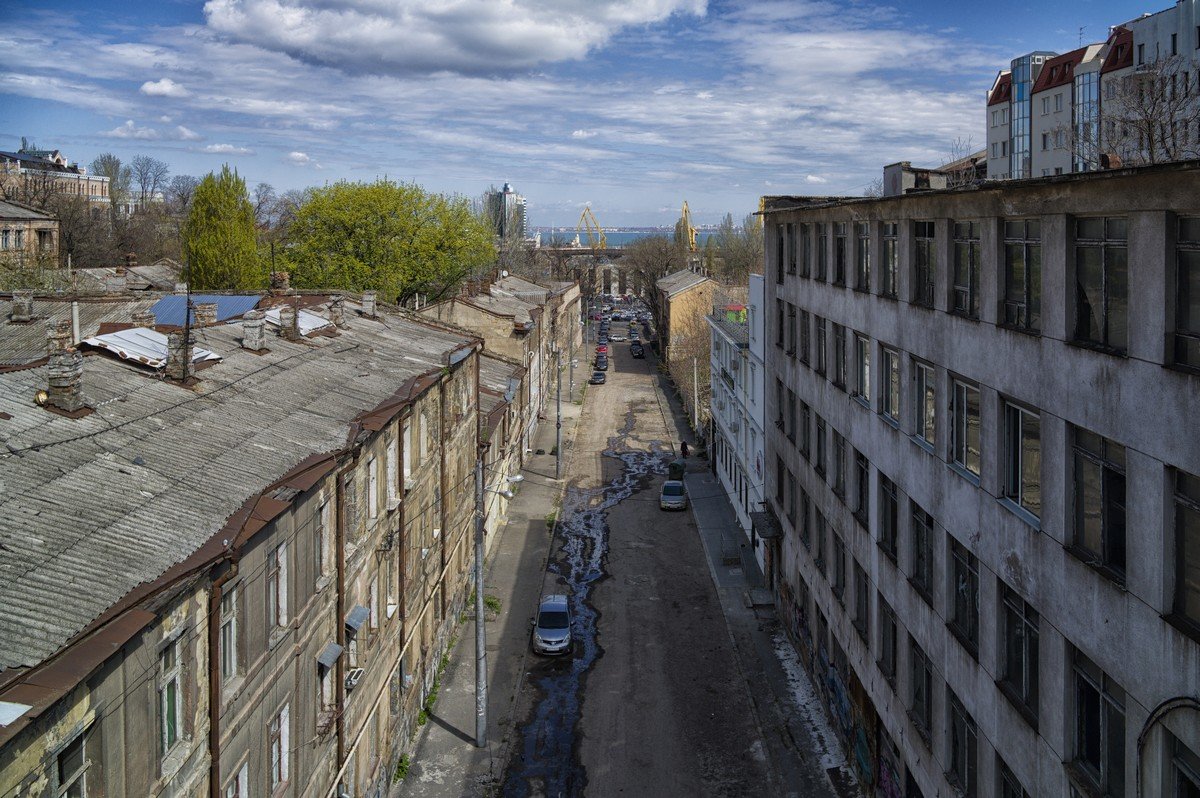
531;594;572;655
659;480;688;510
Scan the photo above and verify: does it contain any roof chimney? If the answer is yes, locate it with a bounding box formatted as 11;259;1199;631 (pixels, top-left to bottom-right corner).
270;271;291;294
46;319;72;354
329;295;346;328
361;291;377;318
165;331;194;382
125;252;137;270
46;348;84;412
106;268;127;293
278;305;301;340
10;290;33;322
194;302;218;328
242;309;267;350
132;309;157;328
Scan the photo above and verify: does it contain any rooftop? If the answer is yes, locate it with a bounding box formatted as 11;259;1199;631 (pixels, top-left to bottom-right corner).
0;201;56;221
657;269;713;296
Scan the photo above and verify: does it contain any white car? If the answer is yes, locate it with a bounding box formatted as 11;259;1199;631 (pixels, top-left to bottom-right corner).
609;333;627;342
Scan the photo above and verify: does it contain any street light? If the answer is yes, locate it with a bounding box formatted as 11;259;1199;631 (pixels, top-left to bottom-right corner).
473;465;525;748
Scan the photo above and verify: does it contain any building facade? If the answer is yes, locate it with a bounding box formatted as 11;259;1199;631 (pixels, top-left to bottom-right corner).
483;183;527;240
0;149;110;205
0;200;59;264
763;162;1200;798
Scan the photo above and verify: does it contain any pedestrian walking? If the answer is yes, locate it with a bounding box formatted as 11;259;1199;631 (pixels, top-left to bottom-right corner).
680;441;689;458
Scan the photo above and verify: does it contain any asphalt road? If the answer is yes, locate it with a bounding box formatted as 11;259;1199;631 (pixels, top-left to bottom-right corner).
500;336;780;797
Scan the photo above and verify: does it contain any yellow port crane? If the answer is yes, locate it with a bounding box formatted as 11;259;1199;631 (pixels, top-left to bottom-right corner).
678;200;698;252
576;206;606;251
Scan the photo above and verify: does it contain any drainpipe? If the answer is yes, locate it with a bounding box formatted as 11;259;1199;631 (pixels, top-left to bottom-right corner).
335;461;349;789
207;557;239;798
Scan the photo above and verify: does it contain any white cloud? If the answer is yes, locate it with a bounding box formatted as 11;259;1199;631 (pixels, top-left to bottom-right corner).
175;125;203;141
140;77;189;97
805;175;828;184
203;0;707;75
286;151;311;164
105;119;161;140
571;129;597;139
201;143;254;154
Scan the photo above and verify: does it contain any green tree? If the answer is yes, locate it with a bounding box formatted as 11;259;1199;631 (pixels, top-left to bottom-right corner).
284;180;494;304
182;165;262;290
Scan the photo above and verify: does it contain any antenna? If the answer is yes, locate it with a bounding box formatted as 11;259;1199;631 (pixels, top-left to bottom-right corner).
1079;25;1086;47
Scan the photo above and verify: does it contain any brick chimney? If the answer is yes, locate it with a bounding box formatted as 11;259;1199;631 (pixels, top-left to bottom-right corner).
125;252;137;269
194;302;218;328
45;319;72;353
278;305;301;341
361;291;378;318
132;309;157;328
270;271;291;294
329;295;345;328
242;310;266;351
47;348;84;412
10;290;33;322
164;331;194;382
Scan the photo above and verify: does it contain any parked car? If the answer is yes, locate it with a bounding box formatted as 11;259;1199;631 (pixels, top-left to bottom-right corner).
610;333;627;342
596;344;608;354
589;371;606;385
630;344;645;358
595;357;608;370
531;594;572;655
659;480;688;510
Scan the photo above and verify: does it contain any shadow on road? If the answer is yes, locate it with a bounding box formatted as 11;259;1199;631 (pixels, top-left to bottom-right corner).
425;711;474;745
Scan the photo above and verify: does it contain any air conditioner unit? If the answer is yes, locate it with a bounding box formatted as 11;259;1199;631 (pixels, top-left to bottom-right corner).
345;668;365;691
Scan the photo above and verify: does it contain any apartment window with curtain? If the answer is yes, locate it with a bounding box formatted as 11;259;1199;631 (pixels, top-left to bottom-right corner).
853;333;871;405
801;223;812;277
949;538;979;656
881;348;900;422
1003;219;1042;331
854;451;870;528
786;222;797;274
881;222;898;297
1074;216;1128;352
855;221;871;291
815;317;827;376
1000;581;1040;723
1175;216;1200;370
1071;647;1125;798
951;380;981;477
834;222;847;285
913;361;935;448
817;223;828;280
910;502;934;603
909;636;933;742
1004;402;1042;519
1173;468;1200;633
799;310;811;365
913;221;936;307
952;221;981;318
1072;427;1127;579
832;323;847;389
948;689;979;796
879;474;898;559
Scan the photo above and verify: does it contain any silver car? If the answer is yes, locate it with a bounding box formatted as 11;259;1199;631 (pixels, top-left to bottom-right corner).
659;480;688;510
532;594;572;655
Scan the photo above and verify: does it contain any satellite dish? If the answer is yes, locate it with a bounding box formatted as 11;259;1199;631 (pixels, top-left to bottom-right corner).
501;270;509;278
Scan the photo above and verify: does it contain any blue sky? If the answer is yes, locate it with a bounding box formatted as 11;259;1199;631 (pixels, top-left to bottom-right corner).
0;0;1150;226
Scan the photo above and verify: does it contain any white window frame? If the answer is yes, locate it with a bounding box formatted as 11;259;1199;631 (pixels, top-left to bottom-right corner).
223;762;249;798
914;362;935;447
367;457;379;519
159;638;182;756
951;379;981;476
402;420;414;487
220;588;238;681
270;703;290;790
57;733;87;797
882;348;900;421
267;541;288;628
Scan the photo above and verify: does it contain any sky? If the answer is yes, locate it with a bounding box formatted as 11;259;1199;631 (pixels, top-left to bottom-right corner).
0;0;1152;227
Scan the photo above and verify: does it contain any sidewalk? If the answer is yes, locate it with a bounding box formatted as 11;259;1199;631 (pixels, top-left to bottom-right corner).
392;381;584;798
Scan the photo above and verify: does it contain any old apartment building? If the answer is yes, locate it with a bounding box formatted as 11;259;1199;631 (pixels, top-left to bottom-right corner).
0;201;59;264
0;148;110;204
0;290;525;797
762;162;1200;798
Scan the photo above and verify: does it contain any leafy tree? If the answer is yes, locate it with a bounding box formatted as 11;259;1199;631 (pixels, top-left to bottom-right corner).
284;179;494;304
182;165;262;290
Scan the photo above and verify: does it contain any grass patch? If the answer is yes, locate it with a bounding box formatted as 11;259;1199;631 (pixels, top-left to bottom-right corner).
484;595;502;614
545;510;558;529
393;754;411;783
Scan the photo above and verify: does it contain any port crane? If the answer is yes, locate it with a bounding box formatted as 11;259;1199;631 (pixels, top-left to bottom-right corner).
678;200;698;252
576;206;606;251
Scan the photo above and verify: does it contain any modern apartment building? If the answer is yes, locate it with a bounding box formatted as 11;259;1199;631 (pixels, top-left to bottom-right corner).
483;182;527;240
988;0;1200;179
762;161;1200;798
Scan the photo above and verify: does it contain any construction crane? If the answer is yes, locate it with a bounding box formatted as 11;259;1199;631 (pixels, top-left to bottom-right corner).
678;200;698;253
576;206;606;251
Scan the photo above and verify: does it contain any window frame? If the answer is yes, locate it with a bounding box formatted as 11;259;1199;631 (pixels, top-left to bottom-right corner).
855;221;871;292
1000;581;1040;725
1070;647;1125;797
949;537;980;656
910;503;935;604
57;733;88;798
881;347;900;422
853;333;871;405
951;379;982;478
913;361;935;449
881;222;898;298
947;689;979;796
1073;216;1129;353
913;221;937;308
952;221;981;319
832;323;847;389
159;638;182;757
1003;219;1042;332
1003;402;1042;520
1071;427;1127;580
1172;469;1200;635
879;474;898;559
1174;216;1200;370
833;221;847;286
909;636;933;742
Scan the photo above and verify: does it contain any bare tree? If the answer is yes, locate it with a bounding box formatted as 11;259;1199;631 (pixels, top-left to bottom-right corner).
939;135;980;187
166;174;200;216
253;182;277;227
130;155;170;203
713;212;764;284
620;235;689;322
863;177;885;198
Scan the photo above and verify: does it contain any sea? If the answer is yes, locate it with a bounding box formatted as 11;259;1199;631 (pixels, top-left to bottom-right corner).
533;229;715;248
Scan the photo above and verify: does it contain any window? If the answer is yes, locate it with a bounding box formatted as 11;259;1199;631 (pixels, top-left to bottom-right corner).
787;390;797;442
998;756;1030;798
1041;132;1049;150
775;224;785;284
834;222;847;285
878;594;897;686
854;450;870;527
1074;217;1128;352
815;317;827;376
832;324;847;388
1173;469;1200;632
879;474;898;558
832;430;847;497
914;221;936;307
913;362;935;447
952;221;981;318
1138;42;1144;65
58;734;87;798
801;223;812;277
1175;217;1200;369
367;457;379;519
814;509;827;571
799;310;811;365
386;436;398;506
317;499;333;584
1056;92;1064;112
800;402;812;460
948;689;978;796
220;588;238;682
1041;96;1049;115
224;763;249;798
1000;582;1040;721
775;456;785;504
775;299;785;347
910;503;934;602
159;639;182;754
855;222;870;291
949;538;979;655
881;222;898;297
799;488;811;546
832;531;846;602
1003;219;1042;331
1004;403;1041;518
270;703;291;790
1172;32;1178;56
815;415;826;476
267;541;289;628
775;379;785;430
402;420;413;486
854;334;871;403
909;636;933;741
881;348;900;422
816;223;828;281
786;223;797;274
1073;428;1127;577
786;304;797;355
951;380;981;477
1169;733;1200;798
1072;648;1125;797
853;562;870;641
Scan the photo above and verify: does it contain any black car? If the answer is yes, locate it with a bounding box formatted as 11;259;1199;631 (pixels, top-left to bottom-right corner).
595;357;609;370
630;344;644;358
589;371;606;384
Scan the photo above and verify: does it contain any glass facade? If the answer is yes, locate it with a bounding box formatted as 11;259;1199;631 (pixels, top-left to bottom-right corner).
1074;71;1100;172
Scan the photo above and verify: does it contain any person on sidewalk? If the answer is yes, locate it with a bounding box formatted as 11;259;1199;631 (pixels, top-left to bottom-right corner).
680;441;689;458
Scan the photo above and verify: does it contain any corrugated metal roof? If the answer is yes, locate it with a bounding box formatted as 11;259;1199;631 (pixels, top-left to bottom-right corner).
0;297;160;368
150;294;262;326
82;328;221;369
0;295;474;671
263;306;333;335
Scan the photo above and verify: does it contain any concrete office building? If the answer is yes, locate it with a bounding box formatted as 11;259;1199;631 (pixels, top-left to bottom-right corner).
484;182;527;240
762;162;1200;798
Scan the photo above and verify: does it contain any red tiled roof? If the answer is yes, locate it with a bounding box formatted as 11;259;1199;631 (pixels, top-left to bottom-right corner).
1032;46;1088;94
1102;27;1133;74
988;72;1012;106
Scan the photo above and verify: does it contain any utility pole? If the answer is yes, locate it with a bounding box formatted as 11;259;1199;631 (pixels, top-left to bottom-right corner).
473;458;487;748
555;348;563;480
693;356;699;432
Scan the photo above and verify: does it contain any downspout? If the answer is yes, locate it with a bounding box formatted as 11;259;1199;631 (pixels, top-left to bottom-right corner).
207;557;239;798
438;375;449;619
335;462;348;790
